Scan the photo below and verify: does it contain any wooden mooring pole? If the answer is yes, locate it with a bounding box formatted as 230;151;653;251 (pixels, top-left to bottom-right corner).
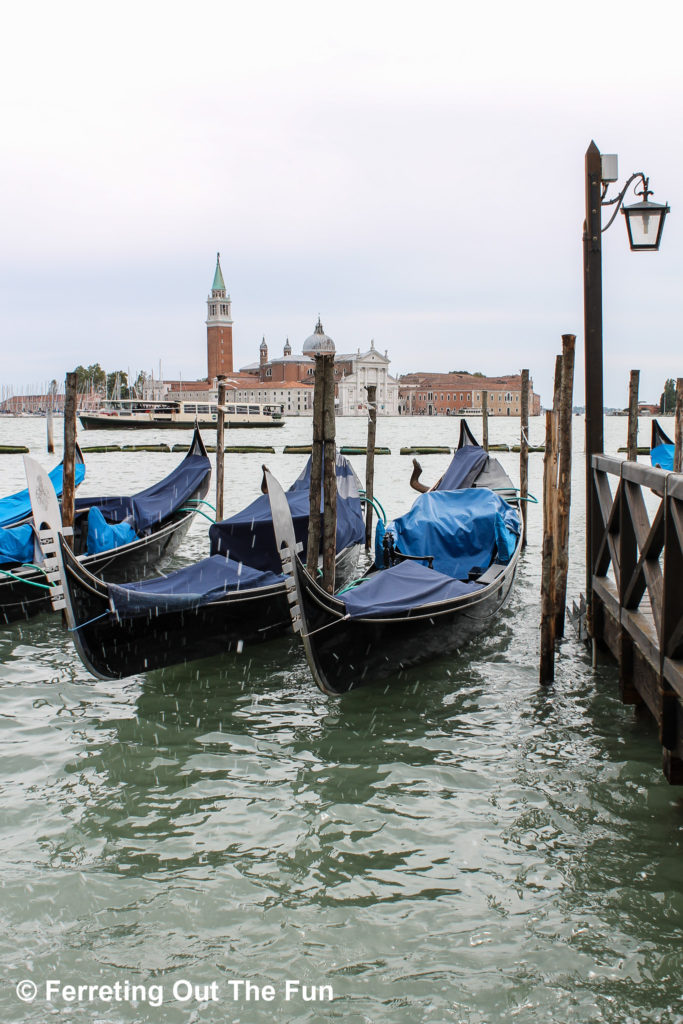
627;370;640;462
321;353;337;592
520;369;529;547
364;384;377;549
46;406;55;454
553;335;575;638
305;319;337;592
62;371;78;550
674;377;683;474
482;390;489;451
215;375;226;521
306;356;325;580
539;338;575;679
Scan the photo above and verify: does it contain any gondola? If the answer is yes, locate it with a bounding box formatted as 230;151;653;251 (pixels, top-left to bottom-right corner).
1;428;211;624
0;446;85;528
38;453;365;678
266;421;522;695
650;419;674;471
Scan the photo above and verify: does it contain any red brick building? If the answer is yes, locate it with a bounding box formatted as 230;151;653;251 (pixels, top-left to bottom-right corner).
398;372;541;416
206;253;234;380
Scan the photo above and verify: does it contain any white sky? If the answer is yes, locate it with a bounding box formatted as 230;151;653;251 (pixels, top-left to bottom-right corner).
1;0;681;406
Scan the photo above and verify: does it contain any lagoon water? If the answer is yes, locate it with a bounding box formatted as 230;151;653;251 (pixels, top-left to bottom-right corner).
0;413;681;1024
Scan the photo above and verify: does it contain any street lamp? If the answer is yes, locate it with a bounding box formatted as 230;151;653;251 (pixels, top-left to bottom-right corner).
583;141;669;630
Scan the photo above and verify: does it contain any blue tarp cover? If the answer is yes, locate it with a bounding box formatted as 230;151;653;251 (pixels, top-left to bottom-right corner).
650;443;674;471
0;523;35;567
384;488;520;580
108;554;283;618
0;462;86;530
209;453;365;573
342;560;483;618
435;444;488;491
75;452;210;533
86;506;138;555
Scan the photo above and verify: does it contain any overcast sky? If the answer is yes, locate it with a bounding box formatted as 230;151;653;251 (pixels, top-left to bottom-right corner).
1;0;681;407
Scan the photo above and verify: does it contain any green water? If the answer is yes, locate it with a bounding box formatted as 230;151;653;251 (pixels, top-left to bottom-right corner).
1;415;681;1023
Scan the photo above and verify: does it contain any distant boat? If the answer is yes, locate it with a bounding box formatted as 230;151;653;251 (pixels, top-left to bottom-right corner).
79;399;285;430
650;419;674;471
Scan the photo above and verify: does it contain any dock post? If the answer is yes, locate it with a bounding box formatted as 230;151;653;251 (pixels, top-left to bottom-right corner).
306;355;325;580
520;369;529;547
482;390;489;451
321;353;337;593
553;335;576;638
675;377;683;473
364;384;377;549
62;371;78;550
627;370;640;462
215;375;226;521
539;408;558;683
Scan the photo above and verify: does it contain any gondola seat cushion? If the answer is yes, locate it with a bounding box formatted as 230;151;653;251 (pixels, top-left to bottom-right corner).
86;507;138;555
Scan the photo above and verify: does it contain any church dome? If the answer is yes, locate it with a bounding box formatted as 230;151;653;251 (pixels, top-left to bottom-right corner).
302;317;335;355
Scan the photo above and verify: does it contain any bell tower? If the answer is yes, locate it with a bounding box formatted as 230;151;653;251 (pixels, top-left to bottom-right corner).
206;253;233;380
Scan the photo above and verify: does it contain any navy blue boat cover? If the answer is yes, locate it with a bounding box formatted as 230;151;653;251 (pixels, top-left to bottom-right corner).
435;444;488;491
342;560;483;618
108;554;283;618
209;453;365;573
382;488;520;581
0;462;86;530
75;452;210;534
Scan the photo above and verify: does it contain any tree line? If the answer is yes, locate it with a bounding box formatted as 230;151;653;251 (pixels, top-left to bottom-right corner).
74;364;148;400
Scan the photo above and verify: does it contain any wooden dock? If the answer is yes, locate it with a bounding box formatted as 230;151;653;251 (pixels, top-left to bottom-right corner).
590;455;683;783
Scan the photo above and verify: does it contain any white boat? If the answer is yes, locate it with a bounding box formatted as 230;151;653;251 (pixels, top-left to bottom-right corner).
79;399;285;431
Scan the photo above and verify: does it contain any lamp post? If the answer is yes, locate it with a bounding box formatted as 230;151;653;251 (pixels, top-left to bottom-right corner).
583;140;669;632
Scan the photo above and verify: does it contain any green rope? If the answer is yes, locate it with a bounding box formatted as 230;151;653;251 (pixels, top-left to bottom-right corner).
491;487;539;504
336;577;369;595
0;568;54;590
179;506;215;522
359;493;387;523
185;498;217;511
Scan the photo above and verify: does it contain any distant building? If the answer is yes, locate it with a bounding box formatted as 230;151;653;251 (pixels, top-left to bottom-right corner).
398;372;542;416
206;253;234;380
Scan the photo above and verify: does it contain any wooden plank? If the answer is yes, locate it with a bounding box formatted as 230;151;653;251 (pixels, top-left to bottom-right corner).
622;500;665;615
627;369;640;462
631;646;662;725
592;453;621;475
621;459;668;495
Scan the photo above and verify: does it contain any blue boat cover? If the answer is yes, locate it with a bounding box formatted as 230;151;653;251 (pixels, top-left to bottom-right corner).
650;443;674;471
209;453;365;573
75;452;210;533
435;444;488;491
342;560;483;618
0;523;36;567
86;506;138;555
0;462;86;530
108;554;283;618
383;488;520;580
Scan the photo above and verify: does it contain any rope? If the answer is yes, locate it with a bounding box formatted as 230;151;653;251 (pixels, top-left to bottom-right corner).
0;568;54;590
336;578;369;595
179;506;215;522
185;498;216;511
359;492;387;523
68;610;110;632
301;613;350;638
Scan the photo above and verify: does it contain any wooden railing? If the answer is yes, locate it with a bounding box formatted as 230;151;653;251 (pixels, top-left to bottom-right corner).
591;455;683;783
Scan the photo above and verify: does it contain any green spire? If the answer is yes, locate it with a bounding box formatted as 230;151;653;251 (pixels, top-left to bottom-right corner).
212;252;226;292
